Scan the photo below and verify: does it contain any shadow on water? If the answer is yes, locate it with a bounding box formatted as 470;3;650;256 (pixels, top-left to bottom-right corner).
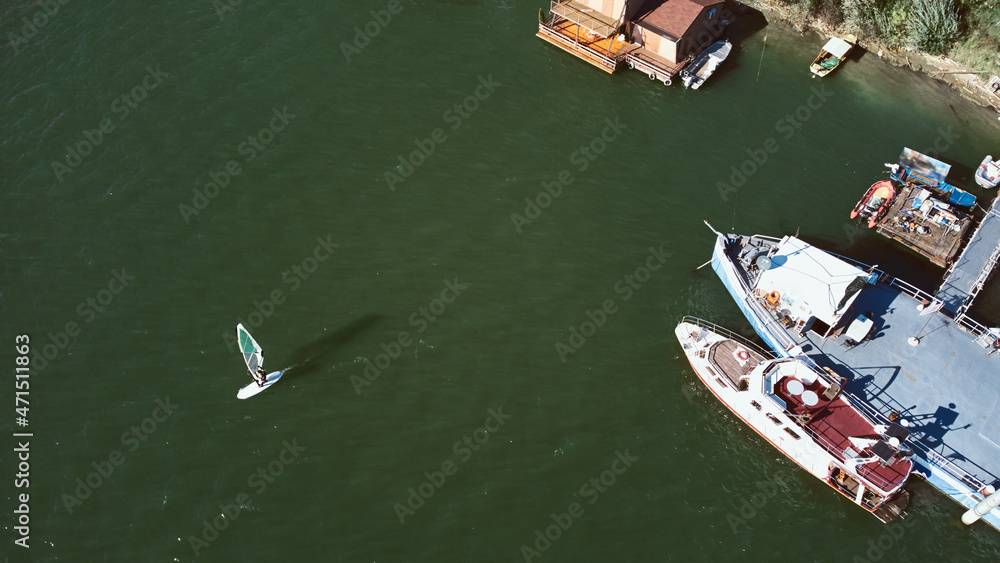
281;314;382;379
727;4;768;45
704;4;768;84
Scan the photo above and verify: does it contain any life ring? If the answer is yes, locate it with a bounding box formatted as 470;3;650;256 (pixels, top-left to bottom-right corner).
736;350;749;362
767;291;781;304
649;72;656;80
663;77;672;86
628;60;635;69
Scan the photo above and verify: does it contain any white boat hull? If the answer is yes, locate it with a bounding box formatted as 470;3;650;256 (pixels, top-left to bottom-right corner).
675;319;911;521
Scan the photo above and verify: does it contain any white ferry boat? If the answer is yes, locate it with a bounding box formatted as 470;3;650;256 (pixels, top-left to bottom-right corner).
676;317;913;522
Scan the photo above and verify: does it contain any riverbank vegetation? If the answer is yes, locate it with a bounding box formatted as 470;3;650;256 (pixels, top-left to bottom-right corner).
767;0;999;72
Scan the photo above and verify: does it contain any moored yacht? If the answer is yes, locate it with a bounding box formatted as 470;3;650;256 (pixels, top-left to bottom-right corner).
676;317;913;522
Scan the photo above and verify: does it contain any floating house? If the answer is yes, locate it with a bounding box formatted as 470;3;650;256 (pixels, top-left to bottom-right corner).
537;0;730;83
626;0;727;84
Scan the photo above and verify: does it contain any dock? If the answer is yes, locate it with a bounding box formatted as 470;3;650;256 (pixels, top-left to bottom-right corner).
875;184;973;267
536;2;636;74
935;193;1000;316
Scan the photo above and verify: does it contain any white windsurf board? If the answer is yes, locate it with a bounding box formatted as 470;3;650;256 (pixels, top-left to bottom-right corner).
237;370;284;400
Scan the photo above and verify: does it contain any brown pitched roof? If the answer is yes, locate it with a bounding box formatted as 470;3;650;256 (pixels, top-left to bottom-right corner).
637;0;724;40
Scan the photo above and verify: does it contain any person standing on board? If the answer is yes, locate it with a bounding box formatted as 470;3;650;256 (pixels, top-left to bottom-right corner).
252;366;267;387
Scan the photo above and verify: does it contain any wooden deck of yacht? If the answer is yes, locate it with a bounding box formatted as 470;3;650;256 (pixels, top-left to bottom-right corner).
707;339;764;387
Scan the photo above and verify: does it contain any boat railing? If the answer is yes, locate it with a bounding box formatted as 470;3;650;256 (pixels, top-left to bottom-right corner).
841;390;989;493
680;316;777;361
882;275;991;339
743;293;800;353
883;276;935;305
826;252;885;280
955;313;990;339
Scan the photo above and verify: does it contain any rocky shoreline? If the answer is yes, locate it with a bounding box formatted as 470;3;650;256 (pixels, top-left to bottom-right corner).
742;0;1000;117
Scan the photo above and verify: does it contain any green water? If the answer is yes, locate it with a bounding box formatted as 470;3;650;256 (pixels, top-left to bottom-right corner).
3;1;1000;561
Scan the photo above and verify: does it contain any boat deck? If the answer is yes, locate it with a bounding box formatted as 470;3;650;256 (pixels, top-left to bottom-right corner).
707;339;763;387
935;194;1000;315
765;281;1000;525
875;184;972;267
772;372;912;491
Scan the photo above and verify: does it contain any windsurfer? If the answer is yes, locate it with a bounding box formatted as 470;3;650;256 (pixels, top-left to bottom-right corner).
252;367;267;387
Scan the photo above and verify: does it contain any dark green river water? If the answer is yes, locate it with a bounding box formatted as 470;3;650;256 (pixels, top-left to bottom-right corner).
3;0;1000;561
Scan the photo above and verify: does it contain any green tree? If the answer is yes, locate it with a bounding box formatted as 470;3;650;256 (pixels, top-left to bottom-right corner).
908;0;959;54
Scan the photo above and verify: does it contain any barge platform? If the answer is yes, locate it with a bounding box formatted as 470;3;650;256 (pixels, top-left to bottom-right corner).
709;229;1000;531
875;184;973;267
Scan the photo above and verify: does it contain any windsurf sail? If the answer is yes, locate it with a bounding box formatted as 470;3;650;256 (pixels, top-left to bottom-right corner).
237;324;263;375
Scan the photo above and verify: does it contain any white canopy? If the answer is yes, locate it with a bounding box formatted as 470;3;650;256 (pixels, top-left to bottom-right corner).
755;237;873;327
822;37;852;59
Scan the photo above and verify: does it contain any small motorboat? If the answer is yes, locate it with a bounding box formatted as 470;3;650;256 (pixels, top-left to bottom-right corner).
975;155;1000;189
680;40;732;90
850;180;896;228
810;35;856;77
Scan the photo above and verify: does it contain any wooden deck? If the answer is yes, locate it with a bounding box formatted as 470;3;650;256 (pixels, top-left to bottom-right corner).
623;47;686;83
536;19;635;74
875;184;972;267
707;339;765;388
